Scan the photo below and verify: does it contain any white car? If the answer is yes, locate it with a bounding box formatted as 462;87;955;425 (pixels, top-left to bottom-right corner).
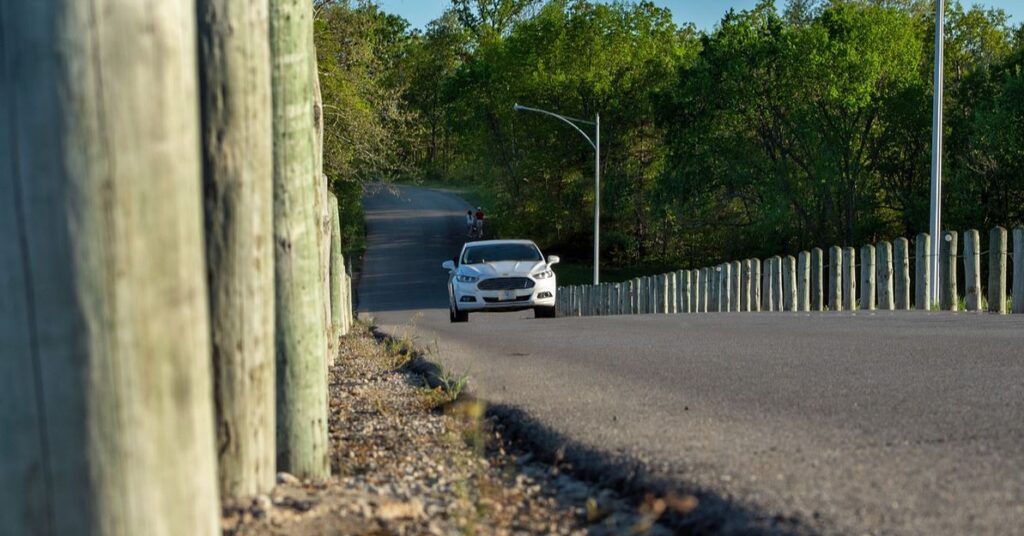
442;240;559;322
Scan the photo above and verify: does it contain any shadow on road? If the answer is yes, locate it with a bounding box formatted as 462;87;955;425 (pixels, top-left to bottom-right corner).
488;403;818;536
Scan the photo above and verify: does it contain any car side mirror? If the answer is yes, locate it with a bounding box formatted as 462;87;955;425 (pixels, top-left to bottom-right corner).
442;260;455;271
547;255;560;266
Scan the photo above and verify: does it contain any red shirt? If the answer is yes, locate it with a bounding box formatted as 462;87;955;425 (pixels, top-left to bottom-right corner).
475;211;484;220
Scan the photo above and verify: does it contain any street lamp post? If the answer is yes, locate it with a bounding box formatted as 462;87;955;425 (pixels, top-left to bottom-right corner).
928;0;945;306
513;103;601;285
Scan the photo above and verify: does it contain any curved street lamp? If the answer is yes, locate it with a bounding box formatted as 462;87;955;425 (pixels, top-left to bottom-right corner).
513;103;601;285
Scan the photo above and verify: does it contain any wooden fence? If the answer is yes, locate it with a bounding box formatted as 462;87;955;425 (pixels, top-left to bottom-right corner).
557;227;1024;317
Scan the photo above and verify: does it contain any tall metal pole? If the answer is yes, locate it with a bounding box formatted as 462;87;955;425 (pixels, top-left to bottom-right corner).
594;113;601;285
512;103;600;284
928;0;944;305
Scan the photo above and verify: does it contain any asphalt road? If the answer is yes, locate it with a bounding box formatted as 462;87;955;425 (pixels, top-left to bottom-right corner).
359;185;1024;535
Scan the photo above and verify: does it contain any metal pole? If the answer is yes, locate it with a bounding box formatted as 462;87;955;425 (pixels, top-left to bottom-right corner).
594;113;601;285
928;0;944;305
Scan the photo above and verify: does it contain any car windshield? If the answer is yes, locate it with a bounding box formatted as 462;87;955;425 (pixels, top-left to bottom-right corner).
462;243;542;265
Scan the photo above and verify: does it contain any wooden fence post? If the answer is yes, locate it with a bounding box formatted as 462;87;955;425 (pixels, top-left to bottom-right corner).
1014;228;1024;314
797;252;811;312
1;1;221;532
272;0;330;481
329;195;347;337
695;270;705;313
679;270;691;313
964;229;982;312
719;264;730;312
667;272;675;315
894;238;911;310
752;259;762;312
707;268;716;312
745;259;753;309
762;258;774;311
772;256;784;312
829;246;843;311
989;226;1008;314
197;0;276;501
783;255;797;311
860;245;876;311
876;241;894;311
939;231;958;311
811;248;824;311
843;247;857;311
731;261;742;312
916;233;931;310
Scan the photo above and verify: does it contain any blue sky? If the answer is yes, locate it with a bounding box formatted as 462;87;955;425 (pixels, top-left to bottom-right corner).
377;0;1023;33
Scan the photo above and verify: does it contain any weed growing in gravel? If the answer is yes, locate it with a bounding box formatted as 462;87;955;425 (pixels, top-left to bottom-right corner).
418;368;470;410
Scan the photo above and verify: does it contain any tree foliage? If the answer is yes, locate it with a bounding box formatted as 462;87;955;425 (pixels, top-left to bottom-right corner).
315;0;1024;274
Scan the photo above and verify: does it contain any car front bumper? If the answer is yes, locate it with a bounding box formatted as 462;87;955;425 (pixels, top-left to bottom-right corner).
453;278;557;312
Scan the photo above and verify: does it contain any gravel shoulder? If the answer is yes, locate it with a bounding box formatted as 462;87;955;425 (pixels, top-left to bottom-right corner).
221;324;691;535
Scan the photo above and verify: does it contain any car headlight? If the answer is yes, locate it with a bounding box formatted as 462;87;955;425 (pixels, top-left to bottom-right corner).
533;269;554;280
456;274;479;283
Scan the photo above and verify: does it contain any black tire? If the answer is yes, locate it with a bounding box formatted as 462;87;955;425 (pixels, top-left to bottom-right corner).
450;305;469;323
534;306;557;319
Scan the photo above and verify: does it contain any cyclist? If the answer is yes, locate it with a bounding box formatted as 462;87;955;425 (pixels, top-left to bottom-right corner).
465;210;474;237
473;207;485;238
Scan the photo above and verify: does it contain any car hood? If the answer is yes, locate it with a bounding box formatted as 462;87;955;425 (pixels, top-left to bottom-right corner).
460;260;545;278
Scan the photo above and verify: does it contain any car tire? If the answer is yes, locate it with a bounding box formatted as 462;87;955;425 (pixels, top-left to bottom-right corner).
534;306;556;319
450;305;469;323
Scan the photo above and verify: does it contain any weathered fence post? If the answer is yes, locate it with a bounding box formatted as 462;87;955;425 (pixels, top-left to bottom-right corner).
797;252;811;312
783;255;797;312
989;226;1008;314
329;195;347;338
1;1;221;532
613;284;622;315
876;241;894;311
630;279;639;314
649;276;659;314
679;270;691;313
719;264;731;312
667;272;675;315
272;0;331;480
658;274;669;314
829;246;843;311
860;245;876;311
964;230;982;312
811;248;824;311
740;260;750;311
772;256;784;312
916;233;931;310
762;258;774;312
696;269;706;313
894;238;911;310
197;0;276;501
1014;228;1024;314
728;261;738;312
939;231;959;311
843;247;857;311
752;259;762;312
707;268;717;312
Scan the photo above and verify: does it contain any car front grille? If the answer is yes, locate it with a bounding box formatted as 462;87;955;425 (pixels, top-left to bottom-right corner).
483;295;531;303
477;277;535;290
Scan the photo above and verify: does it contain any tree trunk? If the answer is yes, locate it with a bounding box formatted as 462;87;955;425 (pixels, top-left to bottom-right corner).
270;0;330;481
197;0;276;501
1;1;219;534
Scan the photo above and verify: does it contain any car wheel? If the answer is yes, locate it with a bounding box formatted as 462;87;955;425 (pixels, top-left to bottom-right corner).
534;306;556;319
450;305;469;323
